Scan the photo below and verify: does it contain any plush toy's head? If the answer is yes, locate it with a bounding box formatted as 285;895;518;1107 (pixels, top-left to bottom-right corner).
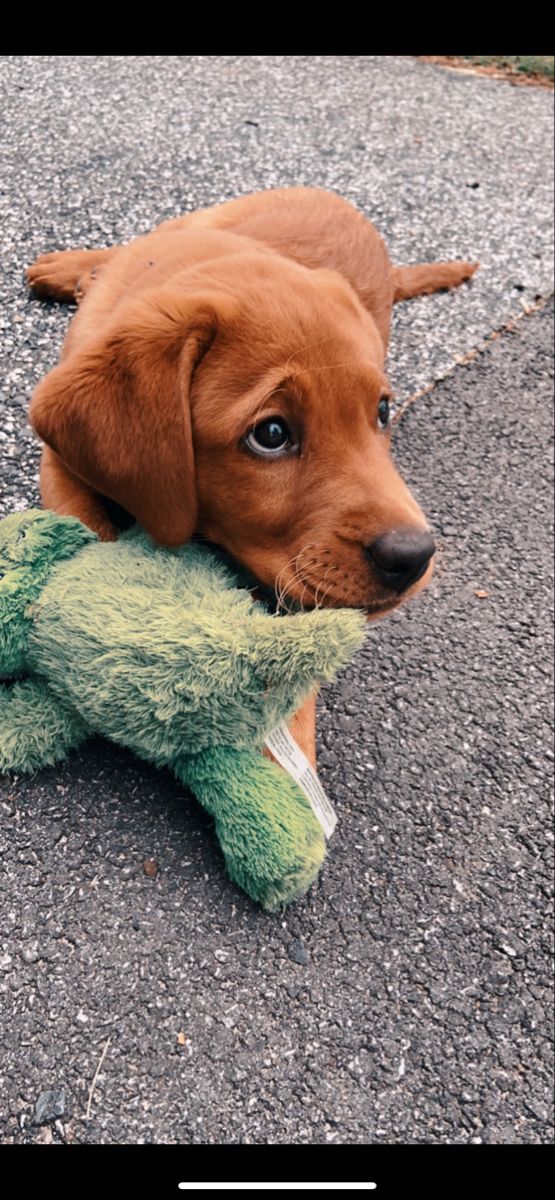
25;524;366;765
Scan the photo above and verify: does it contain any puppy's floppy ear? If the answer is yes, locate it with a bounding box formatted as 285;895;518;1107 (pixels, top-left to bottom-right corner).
29;288;235;546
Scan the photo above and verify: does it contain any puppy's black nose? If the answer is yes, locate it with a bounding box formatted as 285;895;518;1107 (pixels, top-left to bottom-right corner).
366;529;436;594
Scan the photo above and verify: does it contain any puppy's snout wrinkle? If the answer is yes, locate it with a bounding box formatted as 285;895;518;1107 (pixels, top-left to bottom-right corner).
366;529;436;594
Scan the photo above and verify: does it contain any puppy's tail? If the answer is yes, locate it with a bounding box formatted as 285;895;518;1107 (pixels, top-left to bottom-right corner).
392;260;479;303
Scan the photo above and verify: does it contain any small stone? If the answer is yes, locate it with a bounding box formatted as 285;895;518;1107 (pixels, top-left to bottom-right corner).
523;1099;548;1122
33;1088;65;1125
22;944;40;964
288;937;309;965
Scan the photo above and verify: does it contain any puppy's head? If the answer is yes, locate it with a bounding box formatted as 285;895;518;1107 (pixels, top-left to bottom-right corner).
30;253;434;617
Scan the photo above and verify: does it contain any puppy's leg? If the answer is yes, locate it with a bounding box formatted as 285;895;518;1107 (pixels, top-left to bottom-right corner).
27;247;117;303
287;691;318;769
40;445;118;541
392;260;479;302
264;691;318;772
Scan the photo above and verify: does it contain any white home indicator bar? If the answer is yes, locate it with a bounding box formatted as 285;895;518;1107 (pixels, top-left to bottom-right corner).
177;1186;377;1192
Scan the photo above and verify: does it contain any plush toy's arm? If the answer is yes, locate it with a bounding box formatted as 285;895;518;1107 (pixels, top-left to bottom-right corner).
0;509;97;677
174;747;326;911
0;678;89;775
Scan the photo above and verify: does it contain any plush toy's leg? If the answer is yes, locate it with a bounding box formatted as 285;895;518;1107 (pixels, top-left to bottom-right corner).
176;747;326;911
0;678;88;775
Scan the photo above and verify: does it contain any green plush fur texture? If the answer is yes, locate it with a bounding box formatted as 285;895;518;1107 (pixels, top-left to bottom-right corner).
0;510;365;909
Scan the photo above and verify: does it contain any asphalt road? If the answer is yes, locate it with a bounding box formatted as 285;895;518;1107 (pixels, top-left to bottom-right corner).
0;56;553;1146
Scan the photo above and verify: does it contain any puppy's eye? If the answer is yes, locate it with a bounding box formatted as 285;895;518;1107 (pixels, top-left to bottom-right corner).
245;417;294;457
377;397;391;429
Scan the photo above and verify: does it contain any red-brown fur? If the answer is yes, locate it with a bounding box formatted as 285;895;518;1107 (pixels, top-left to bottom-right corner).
27;187;478;764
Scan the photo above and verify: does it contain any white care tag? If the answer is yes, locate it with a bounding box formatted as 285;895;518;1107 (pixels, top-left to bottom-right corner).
264;722;337;839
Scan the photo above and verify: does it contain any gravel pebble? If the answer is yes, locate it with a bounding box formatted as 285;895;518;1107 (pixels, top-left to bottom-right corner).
33;1088;66;1125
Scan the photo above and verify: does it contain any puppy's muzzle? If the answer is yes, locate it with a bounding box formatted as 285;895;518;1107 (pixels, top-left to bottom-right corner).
366;529;436;594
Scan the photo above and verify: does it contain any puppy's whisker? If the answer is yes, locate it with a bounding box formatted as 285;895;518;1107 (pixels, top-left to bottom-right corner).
274;551;303;615
248;393;279;429
283;562;309;612
274;552;297;601
293;544;317;610
299;563;348;610
313;560;337;609
274;570;292;615
290;362;361;378
283;335;336;372
274;543;317;613
296;567;313;611
318;574;342;608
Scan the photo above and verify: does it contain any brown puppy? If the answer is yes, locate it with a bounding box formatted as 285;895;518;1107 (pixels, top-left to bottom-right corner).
27;187;477;763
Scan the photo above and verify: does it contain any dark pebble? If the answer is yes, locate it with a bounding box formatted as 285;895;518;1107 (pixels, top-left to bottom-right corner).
33;1088;66;1125
288;937;309;965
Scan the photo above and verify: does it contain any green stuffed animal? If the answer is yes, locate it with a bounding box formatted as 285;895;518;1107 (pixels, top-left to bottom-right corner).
0;510;365;909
